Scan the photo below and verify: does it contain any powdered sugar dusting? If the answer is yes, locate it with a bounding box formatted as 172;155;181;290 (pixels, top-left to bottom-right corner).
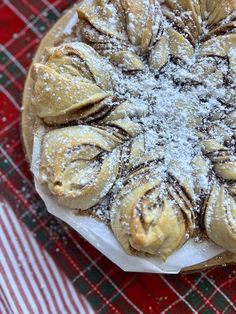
109;56;232;196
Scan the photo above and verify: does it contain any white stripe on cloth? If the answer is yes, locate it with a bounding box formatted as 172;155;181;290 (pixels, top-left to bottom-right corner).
0;200;94;314
4;0;42;38
0;282;14;314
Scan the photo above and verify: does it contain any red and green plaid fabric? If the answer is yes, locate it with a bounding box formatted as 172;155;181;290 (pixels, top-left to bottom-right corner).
1;1;236;313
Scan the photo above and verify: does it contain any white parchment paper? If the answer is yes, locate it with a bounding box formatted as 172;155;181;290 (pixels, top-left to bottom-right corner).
63;12;78;34
31;128;224;274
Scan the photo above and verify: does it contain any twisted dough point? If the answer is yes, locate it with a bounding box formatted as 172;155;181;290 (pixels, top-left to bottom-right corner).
111;170;195;260
202;136;236;253
120;0;162;52
45;43;115;90
204;182;236;254
32;63;109;122
40;126;122;210
202;138;236;182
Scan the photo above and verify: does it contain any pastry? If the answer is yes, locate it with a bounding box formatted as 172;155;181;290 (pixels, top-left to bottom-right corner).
24;0;236;262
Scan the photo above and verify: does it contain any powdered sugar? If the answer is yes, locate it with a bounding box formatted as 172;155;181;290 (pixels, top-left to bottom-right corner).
109;55;231;198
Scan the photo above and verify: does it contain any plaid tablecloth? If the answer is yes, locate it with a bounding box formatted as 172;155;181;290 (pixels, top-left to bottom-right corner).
1;1;236;313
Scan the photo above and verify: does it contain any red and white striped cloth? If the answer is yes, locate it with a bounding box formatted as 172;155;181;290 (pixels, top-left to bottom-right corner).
0;199;94;314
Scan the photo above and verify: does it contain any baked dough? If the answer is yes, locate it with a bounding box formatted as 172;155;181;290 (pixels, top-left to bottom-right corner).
30;0;236;260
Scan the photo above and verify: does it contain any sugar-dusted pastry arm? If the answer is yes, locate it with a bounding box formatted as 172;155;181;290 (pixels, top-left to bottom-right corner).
149;0;202;72
149;34;169;72
77;0;151;70
32;63;110;120
103;100;147;123
200;132;236;252
45;43;114;90
41;95;148;127
162;0;202;41
200;34;236;81
79;18;144;71
200;0;236;29
199;1;236;81
42;97;114;126
111;165;195;260
37;46;148;126
77;0;127;41
203;181;236;254
40;125;123;210
202;137;236;183
120;0;163;52
149;27;194;72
